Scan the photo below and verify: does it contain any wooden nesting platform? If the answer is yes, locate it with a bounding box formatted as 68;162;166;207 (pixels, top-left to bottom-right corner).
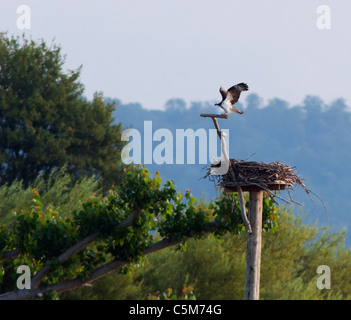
224;182;287;193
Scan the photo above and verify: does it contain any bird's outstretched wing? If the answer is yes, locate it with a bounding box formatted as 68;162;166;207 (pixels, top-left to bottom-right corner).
227;82;249;105
219;86;227;101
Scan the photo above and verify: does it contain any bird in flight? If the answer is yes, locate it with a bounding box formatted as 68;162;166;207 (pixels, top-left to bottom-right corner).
215;83;249;115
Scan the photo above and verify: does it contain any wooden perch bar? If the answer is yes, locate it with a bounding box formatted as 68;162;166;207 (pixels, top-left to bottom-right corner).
200;113;228;138
200;113;228;119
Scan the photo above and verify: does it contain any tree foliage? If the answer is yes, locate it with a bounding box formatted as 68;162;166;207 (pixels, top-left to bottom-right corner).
59;200;351;301
0;165;101;222
125;209;351;300
0;166;278;299
0;33;124;187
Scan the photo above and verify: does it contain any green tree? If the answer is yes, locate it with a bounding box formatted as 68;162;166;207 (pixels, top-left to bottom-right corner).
0;165;101;222
0;33;124;187
134;208;351;300
0;166;278;300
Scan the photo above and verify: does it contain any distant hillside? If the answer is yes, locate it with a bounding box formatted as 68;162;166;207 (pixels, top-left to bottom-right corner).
112;94;351;242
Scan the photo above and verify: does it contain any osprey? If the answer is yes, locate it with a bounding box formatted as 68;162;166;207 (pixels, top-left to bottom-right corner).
215;83;249;114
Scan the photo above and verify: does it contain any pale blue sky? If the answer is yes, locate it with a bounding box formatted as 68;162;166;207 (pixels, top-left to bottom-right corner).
1;0;350;109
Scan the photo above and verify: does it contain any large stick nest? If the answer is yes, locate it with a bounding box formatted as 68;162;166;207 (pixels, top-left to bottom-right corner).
204;159;313;205
218;159;308;191
204;159;328;219
206;159;328;217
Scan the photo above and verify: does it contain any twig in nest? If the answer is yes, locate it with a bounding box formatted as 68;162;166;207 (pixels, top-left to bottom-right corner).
287;188;302;206
237;186;252;233
227;163;252;233
249;182;290;204
306;189;329;224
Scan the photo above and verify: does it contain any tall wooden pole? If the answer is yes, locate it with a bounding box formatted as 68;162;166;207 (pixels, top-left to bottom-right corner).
200;113;269;300
244;190;263;300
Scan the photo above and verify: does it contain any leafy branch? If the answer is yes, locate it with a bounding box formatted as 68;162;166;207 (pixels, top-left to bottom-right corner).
0;166;278;300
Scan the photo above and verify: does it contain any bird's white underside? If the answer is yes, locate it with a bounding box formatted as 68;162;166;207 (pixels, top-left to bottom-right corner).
222;98;235;114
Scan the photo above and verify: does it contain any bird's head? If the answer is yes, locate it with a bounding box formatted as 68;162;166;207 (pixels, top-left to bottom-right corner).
214;102;220;106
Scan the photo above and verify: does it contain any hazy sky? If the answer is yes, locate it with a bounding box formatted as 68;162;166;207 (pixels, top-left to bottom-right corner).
1;0;350;109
